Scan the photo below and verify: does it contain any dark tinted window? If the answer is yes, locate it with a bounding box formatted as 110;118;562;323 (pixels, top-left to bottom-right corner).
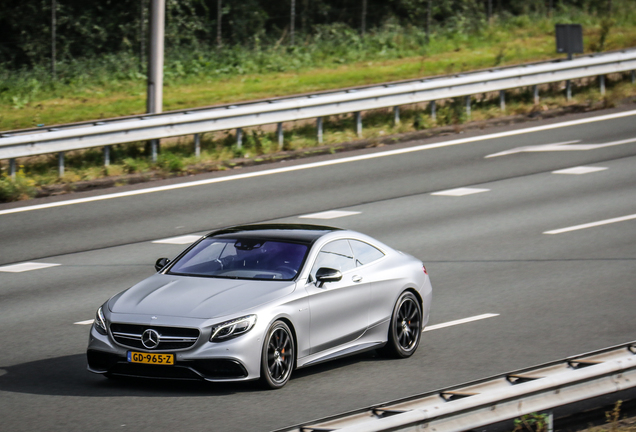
169;238;308;280
349;240;384;266
311;240;355;277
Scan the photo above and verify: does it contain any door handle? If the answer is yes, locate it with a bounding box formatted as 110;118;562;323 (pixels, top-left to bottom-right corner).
352;275;363;283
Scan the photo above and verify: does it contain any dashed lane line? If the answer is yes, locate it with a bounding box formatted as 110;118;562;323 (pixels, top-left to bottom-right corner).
544;213;636;234
299;210;361;219
152;235;202;245
0;262;61;273
423;313;499;332
431;188;490;197
552;166;608;175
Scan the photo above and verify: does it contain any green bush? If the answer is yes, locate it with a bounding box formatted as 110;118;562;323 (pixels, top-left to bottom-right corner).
0;171;36;202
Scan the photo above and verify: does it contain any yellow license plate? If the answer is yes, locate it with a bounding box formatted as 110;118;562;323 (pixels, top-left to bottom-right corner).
127;351;174;365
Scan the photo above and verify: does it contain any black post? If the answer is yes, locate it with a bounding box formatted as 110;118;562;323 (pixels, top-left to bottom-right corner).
217;0;222;48
291;0;295;45
426;0;431;42
51;0;56;79
361;0;367;36
140;0;145;68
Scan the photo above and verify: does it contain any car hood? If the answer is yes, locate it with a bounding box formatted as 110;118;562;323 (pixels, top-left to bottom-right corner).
108;274;295;319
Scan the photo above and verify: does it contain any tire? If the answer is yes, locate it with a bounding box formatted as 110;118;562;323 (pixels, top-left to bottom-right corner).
381;291;422;358
260;320;295;389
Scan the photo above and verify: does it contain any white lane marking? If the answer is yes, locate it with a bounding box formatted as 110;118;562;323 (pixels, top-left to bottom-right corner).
552;166;608;175
486;140;580;158
152;235;202;245
544;213;636;234
486;136;636;158
424;313;499;332
431;187;490;196
0;262;61;273
74;319;94;325
1;110;635;217
299;210;361;219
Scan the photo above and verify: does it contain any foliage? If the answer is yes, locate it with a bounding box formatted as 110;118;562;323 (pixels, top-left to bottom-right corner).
0;169;36;202
512;412;550;432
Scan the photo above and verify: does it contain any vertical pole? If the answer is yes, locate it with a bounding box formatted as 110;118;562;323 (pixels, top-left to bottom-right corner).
599;75;606;95
58;152;64;177
499;90;505;111
393;106;400;126
361;0;367;36
316;117;323;144
465;95;471;118
9;159;16;179
51;0;56;79
426;0;431;43
217;0;222;48
147;0;165;115
290;0;295;46
533;85;540;105
147;0;165;162
547;411;554;432
104;146;111;166
355;112;362;137
194;134;201;158
236;128;243;149
632;70;636;84
430;100;436;121
566;80;572;100
277;123;284;149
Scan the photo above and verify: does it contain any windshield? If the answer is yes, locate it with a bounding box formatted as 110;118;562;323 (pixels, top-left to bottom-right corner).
168;237;309;281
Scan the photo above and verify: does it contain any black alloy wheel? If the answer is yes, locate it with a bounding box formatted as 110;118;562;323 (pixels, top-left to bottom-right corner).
260;320;295;389
382;291;422;358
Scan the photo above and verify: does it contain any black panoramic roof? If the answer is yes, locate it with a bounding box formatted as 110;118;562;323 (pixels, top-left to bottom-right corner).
205;224;342;243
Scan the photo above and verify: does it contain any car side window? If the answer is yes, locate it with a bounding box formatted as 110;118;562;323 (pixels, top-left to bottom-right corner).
349;240;385;266
311;240;355;278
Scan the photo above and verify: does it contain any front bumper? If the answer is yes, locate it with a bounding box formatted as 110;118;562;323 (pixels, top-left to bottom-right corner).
86;320;263;382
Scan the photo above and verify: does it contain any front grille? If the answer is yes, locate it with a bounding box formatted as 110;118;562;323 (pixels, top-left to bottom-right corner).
110;323;199;350
189;359;248;379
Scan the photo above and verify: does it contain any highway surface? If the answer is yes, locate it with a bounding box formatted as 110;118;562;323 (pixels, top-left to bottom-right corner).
1;106;635;431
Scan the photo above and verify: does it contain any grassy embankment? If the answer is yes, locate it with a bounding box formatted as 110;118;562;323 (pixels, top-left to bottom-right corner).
1;8;636;202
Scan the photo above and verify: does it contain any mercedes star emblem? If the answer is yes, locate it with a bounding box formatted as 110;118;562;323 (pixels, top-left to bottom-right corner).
141;329;160;349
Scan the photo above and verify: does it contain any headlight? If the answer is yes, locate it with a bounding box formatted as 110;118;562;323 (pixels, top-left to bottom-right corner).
94;306;107;335
210;315;257;342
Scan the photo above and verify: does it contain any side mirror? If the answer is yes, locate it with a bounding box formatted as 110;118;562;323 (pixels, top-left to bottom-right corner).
155;258;170;272
315;267;342;287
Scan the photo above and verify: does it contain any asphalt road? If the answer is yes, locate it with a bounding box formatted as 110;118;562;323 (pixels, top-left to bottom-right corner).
0;107;635;431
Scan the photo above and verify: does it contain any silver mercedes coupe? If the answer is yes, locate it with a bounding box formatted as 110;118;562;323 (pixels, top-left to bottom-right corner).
87;224;432;389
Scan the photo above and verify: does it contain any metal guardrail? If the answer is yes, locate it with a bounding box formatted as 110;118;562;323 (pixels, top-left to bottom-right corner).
1;49;636;173
275;341;636;432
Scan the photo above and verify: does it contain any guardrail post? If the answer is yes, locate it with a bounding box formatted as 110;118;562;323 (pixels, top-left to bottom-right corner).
58;152;65;177
9;158;16;179
236;128;243;149
316;117;323;144
355;112;362;137
103;146;111;166
150;139;158;161
547;410;554;432
632;70;635;84
465;95;471;118
534;85;540;105
599;75;606;95
194;134;201;158
393;106;400;126
499;90;506;111
277;123;284;149
566;80;572;100
430;100;436;121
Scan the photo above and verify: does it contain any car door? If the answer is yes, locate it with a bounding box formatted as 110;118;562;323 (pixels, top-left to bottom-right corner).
304;239;371;354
